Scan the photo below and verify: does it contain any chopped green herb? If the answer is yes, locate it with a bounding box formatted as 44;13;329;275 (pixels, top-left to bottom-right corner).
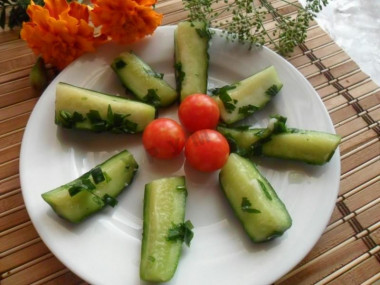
167;220;194;247
148;256;156;263
270;115;288;134
81;179;96;190
174;62;185;92
212;85;237;113
238;104;259;116
265;85;280;97
68;186;82;197
144;68;164;79
91;167;106;184
258;180;272;200
67;178;96;197
196;27;212;40
57;110;85;128
241;197;261;214
103;194;118;207
115;59;126;69
143;89;161;106
87;110;103;123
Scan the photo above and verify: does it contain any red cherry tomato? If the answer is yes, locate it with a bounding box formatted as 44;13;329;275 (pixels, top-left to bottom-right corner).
143;118;186;159
178;94;220;133
185;129;230;172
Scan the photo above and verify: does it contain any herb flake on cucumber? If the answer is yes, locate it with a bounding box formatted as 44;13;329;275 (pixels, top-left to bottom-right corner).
111;51;178;107
41;150;138;223
219;153;292;242
55;82;156;133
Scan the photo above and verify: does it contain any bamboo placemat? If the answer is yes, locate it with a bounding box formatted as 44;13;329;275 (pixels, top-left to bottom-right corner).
1;0;379;284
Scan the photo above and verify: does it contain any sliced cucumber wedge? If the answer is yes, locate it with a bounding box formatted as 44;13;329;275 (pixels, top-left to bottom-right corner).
140;176;193;282
174;21;210;101
111;51;178;107
42;150;138;223
217;115;341;165
55;82;156;133
259;129;341;165
212;66;283;124
219;153;292;242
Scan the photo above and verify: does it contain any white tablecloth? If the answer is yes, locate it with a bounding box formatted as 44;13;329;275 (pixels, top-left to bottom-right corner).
302;0;380;86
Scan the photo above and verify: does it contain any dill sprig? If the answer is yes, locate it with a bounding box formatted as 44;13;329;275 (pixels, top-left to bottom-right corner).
183;0;329;55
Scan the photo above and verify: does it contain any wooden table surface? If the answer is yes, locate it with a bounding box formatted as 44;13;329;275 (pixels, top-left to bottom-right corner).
1;0;380;284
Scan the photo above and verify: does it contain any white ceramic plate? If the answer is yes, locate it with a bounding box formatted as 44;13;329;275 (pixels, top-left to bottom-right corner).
20;26;340;285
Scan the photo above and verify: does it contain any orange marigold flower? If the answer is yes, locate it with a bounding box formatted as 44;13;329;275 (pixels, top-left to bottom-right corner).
91;0;163;45
21;0;105;70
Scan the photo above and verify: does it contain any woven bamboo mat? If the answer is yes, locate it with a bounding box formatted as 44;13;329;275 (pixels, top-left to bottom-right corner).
1;0;380;284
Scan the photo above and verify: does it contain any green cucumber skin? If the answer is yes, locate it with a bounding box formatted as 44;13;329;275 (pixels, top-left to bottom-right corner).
214;66;283;124
174;21;210;101
41;150;138;223
217;125;341;165
55;82;156;133
217;125;269;157
140;176;187;282
261;130;341;165
111;52;178;107
219;153;292;242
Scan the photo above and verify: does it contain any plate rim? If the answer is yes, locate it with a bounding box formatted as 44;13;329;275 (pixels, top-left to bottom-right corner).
19;25;341;285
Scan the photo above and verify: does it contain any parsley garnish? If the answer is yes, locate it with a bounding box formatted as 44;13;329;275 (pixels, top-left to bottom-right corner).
238;104;259;116
212;85;237;113
68;178;96;197
258;180;272;200
143;89;161;106
90;167;105;184
167;220;194;247
265;85;280;97
241;197;261;214
57;110;85;128
174;62;185;92
103;194;118;207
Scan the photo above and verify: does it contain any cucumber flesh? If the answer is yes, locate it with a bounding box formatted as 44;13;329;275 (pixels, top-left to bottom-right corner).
55;82;156;133
219;153;292;242
217;116;341;165
41;150;138;223
111;52;177;107
140;176;190;282
174;21;210;101
260;129;341;165
212;66;283;124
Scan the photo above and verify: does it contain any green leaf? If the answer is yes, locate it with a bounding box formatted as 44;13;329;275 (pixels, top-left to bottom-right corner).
143;89;161;106
212;85;237;113
241;197;261;214
174;62;185;92
238;104;259;116
90;167;105;184
103;194;118;207
265;84;280;97
167;220;194;247
257;180;272;200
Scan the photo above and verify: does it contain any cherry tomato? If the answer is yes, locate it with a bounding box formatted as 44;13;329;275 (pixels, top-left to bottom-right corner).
178;94;220;132
185;129;230;172
143;118;186;159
